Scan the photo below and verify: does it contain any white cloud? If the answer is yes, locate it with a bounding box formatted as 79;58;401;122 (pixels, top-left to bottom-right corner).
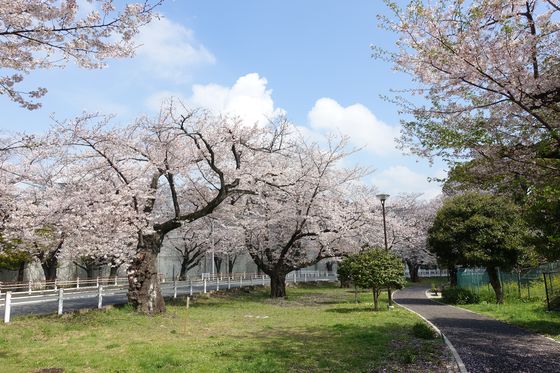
135;17;216;82
189;73;285;126
146;73;284;125
307;98;400;156
373;165;444;200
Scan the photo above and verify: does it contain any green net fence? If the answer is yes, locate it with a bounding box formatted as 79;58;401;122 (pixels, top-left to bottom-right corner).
457;262;560;308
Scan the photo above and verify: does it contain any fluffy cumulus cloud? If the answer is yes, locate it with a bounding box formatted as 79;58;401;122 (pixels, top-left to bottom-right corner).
189;73;285;126
308;98;400;156
373;165;444;200
135;17;216;82
146;73;284;126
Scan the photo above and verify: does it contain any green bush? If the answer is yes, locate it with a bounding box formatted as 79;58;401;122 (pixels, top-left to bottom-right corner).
442;287;480;304
412;322;439;339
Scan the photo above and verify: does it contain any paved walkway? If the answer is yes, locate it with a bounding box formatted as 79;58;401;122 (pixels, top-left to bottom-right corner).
394;286;560;373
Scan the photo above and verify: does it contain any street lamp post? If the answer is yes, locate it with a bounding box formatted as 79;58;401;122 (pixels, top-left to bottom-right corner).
376;193;393;308
376;193;390;251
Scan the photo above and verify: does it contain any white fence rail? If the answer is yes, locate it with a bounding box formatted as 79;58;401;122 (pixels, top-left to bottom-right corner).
0;271;337;323
404;268;448;278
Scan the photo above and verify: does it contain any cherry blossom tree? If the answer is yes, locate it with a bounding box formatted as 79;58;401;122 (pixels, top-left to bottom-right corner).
6;103;291;314
166;219;210;280
387;194;440;282
0;0;161;109
238;134;370;298
377;0;560;187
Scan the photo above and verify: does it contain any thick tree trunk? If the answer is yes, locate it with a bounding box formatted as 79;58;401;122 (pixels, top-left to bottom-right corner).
228;257;236;275
127;234;165;314
214;257;222;274
41;258;57;282
179;260;188;281
269;272;287;298
487;266;504;304
109;265;119;278
406;260;420;282
448;265;458;287
17;262;25;282
86;264;96;280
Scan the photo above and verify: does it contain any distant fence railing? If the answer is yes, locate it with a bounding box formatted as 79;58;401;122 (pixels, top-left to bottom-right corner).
457;262;560;307
0;271;337;323
404;268;448;278
543;270;560;311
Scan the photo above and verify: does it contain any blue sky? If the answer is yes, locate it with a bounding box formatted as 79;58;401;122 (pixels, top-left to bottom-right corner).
0;0;446;199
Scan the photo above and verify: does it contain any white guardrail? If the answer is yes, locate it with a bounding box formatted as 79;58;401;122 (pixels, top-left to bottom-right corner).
0;271;337;323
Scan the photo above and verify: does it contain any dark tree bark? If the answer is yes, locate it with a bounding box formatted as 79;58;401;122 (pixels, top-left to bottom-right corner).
17;262;25;283
487;266;504;304
406;259;421;282
36;238;64;282
109;264;119;278
41;258;57;282
269;271;287;298
176;243;204;281
127;233;166;315
179;260;189;281
448;265;458;287
227;255;238;275
372;288;380;311
213;256;223;274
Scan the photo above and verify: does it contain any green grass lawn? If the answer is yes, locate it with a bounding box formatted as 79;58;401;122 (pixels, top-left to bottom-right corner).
0;284;451;373
460;297;560;340
444;281;560;340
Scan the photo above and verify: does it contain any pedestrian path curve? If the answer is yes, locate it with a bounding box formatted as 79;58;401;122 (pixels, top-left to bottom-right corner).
394;286;560;373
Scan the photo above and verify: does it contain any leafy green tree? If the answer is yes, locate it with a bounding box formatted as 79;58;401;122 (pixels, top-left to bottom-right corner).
342;248;405;311
428;193;528;303
525;185;560;261
337;256;354;288
0;236;30;282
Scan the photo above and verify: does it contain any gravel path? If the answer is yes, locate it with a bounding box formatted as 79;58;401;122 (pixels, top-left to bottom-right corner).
394;285;560;373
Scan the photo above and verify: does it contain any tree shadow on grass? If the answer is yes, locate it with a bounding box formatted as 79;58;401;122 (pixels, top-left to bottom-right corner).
217;322;448;373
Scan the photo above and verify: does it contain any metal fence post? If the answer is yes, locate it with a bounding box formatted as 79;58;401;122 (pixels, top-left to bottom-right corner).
96;277;99;288
76;277;80;289
216;278;220;291
28;280;32;295
190;281;193;296
294;272;297;284
228;276;231;290
54;279;57;290
114;276;118;286
58;288;64;315
97;286;103;309
304;273;307;282
173;281;178;299
4;291;12;323
240;277;243;288
262;275;265;286
203;279;207;294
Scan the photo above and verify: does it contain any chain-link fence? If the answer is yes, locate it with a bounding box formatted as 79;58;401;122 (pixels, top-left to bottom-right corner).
457;262;560;304
543;270;560;311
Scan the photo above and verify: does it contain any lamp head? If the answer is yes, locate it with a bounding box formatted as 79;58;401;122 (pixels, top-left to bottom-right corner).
376;193;390;202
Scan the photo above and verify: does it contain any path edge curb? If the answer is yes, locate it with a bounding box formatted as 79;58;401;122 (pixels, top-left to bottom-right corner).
425;290;560;346
393;290;468;373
